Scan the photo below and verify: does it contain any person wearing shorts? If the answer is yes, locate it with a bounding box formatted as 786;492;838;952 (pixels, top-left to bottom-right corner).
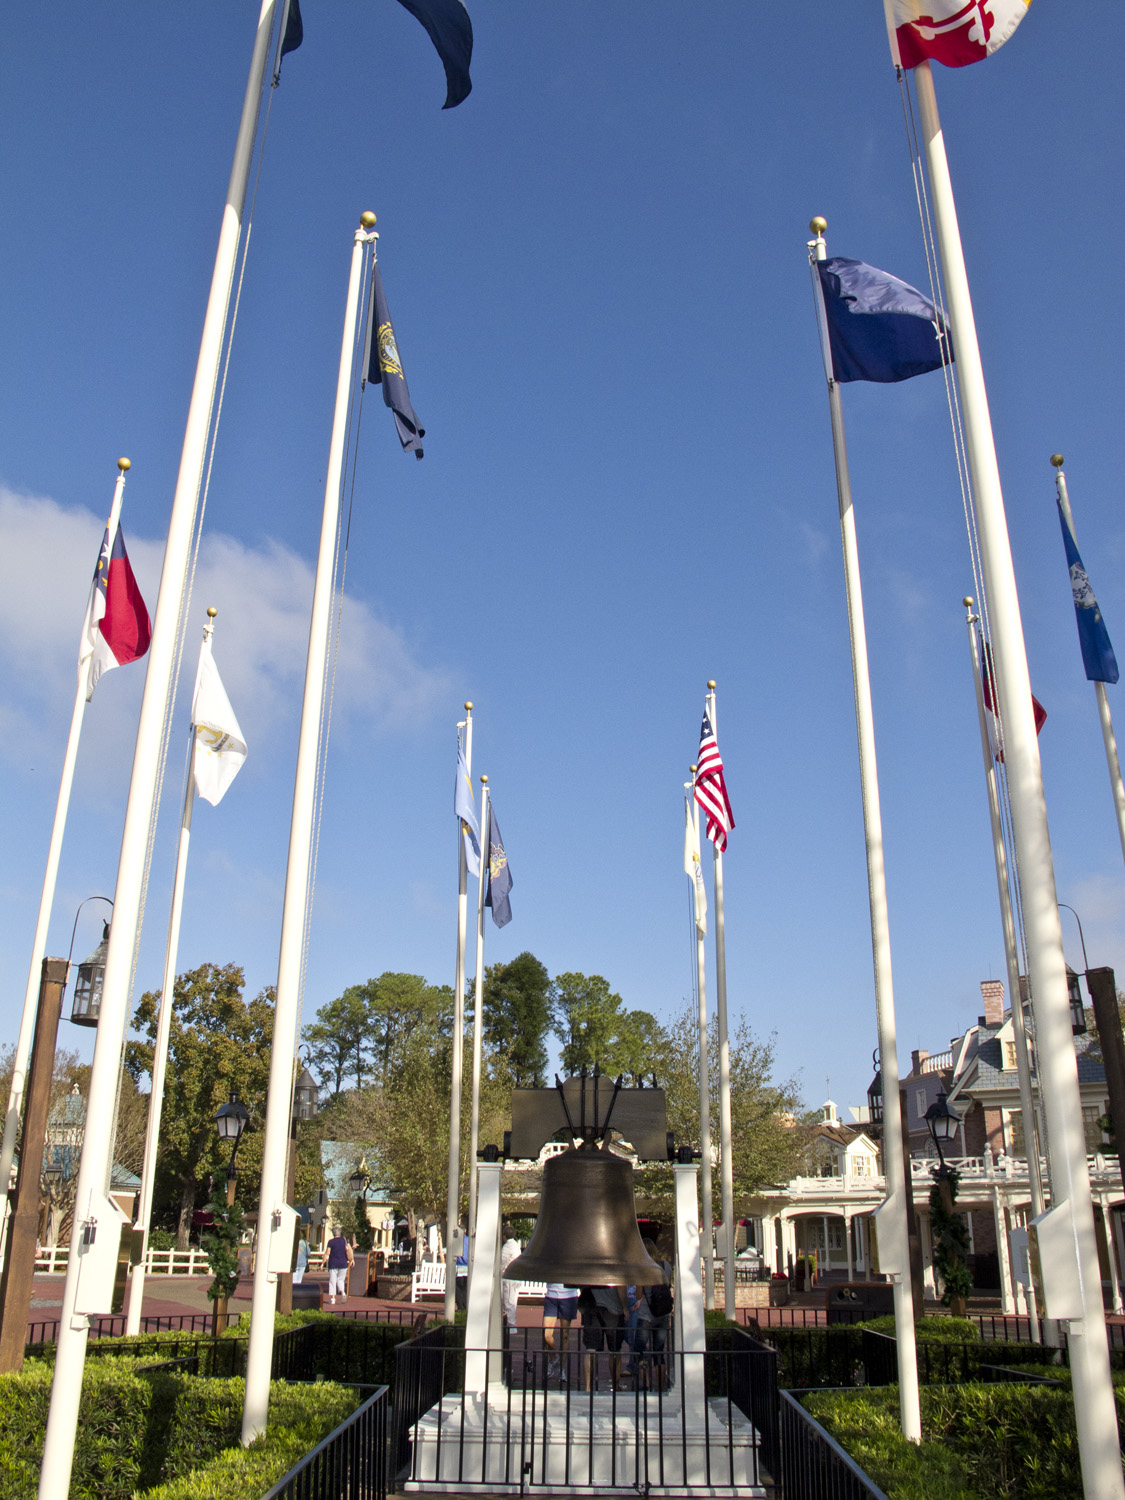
543;1282;578;1382
579;1284;627;1391
325;1225;354;1304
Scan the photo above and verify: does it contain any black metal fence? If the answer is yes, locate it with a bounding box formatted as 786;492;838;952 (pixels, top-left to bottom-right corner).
261;1384;389;1500
778;1390;890;1500
391;1323;778;1493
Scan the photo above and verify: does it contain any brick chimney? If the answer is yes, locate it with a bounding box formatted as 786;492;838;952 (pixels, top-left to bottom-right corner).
980;980;1006;1026
911;1048;929;1076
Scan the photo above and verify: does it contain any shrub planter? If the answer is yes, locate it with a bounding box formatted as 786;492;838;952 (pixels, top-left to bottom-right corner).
376;1275;412;1302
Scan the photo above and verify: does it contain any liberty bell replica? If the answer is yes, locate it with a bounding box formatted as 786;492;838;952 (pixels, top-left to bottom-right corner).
502;1067;674;1286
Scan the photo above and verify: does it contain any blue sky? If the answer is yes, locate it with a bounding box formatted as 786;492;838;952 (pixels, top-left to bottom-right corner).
1;3;1122;1117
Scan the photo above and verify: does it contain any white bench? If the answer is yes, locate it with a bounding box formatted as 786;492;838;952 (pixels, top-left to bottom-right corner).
410;1263;548;1304
411;1263;446;1302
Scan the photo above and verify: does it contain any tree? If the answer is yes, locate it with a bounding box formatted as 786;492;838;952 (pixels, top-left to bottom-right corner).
126;963;274;1248
551;971;658;1077
482;952;552;1086
302;987;372;1095
634;1003;803;1220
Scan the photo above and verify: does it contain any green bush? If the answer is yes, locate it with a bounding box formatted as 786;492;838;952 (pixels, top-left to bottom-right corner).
0;1365;357;1500
856;1314;980;1343
803;1382;1125;1499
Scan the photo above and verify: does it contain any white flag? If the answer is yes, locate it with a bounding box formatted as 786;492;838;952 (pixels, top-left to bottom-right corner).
192;639;247;806
683;796;707;935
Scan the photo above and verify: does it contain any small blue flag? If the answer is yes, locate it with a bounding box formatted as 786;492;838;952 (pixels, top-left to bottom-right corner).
1057;499;1119;685
455;739;480;877
817;258;951;384
484;802;512;928
365;262;425;459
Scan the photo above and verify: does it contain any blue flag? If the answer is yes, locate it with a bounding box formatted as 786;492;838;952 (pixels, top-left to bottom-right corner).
365;262;425;459
1057;499;1119;684
277;0;472;109
455;739;480;877
484;802;512;928
817;258;951;384
394;0;473;109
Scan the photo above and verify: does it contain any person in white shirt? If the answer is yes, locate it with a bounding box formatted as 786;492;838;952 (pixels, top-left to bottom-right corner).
499;1224;521;1330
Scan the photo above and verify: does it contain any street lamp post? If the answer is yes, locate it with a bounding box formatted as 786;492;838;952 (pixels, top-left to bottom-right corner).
925;1091;969;1317
66;898;113;1029
215;1093;250;1209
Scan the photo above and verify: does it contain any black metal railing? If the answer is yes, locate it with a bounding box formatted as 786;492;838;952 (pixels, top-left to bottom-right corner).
25;1311;218;1346
261;1384;389;1500
391;1324;776;1493
779;1390;890;1500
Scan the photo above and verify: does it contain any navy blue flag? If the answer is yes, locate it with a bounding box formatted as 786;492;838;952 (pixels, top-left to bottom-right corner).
1057;498;1119;684
817;258;951;384
278;0;472;108
484;802;512;928
364;262;425;458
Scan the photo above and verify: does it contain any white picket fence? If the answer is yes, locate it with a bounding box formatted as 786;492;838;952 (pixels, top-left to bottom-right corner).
35;1244;211;1275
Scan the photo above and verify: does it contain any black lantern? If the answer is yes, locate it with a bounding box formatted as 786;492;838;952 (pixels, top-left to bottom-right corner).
293;1066;319;1121
1067;967;1088;1037
70;922;110;1027
349;1161;371;1198
924;1089;959;1172
216;1091;249;1143
867;1051;883;1126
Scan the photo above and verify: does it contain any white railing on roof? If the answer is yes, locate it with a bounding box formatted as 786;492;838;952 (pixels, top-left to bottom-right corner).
921;1051;954;1073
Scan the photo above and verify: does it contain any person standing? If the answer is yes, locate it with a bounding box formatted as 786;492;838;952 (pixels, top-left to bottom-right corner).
632;1240;674;1391
543;1280;578;1383
578;1283;628;1392
293;1234;309;1286
325;1223;354;1305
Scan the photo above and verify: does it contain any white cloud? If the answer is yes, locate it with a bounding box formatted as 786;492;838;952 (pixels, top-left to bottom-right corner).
0;486;451;768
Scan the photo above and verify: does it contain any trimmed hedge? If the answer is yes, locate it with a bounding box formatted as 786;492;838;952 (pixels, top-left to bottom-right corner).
0;1364;357;1500
803;1381;1125;1500
855;1314;980;1343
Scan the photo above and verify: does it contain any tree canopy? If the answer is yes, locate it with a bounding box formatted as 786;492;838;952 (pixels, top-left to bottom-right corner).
126;962;274;1247
482;951;552;1086
551;970;659;1078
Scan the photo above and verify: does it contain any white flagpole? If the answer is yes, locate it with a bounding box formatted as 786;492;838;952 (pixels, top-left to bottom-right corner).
241;213;377;1446
124;608;217;1337
687;778;715;1309
910;65;1121;1497
40;9;281;1493
467;778;489;1242
964;598;1046;1341
809;218;921;1441
0;457;129;1251
444;704;473;1322
705;682;736;1320
1051;456;1125;867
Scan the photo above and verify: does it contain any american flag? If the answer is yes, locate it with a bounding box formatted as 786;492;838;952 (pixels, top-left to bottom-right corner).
694;712;734;852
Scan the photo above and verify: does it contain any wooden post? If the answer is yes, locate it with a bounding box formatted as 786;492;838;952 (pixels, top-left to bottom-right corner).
276;1124;297;1315
899;1088;926;1319
0;958;68;1370
1088;969;1125;1190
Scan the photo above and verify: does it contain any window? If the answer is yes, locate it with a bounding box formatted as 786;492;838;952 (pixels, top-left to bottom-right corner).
1003;1040;1018;1072
852;1154;871;1177
1083;1106;1106;1153
1008;1110;1025;1156
916;1089;927;1120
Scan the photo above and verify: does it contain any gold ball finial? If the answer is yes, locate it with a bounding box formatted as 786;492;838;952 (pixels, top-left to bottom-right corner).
810;216;827;235
707;679;717;690
206;606;218;619
464;701;473;711
360;211;377;229
1050;453;1065;468
117;456;131;472
480;774;488;785
963;596;974;609
690;764;698;774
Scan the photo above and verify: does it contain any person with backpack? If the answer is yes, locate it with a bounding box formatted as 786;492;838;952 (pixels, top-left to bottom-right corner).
632;1239;674;1390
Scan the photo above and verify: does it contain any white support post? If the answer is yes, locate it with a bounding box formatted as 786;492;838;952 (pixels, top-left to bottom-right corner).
38;10;280;1494
912;64;1122;1500
125;614;213;1336
241;214;376;1446
467;780;488;1241
809;218;921;1443
706;684;737;1320
464;1162;502;1396
0;460;128;1252
672;1162;707;1421
444;706;472;1323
